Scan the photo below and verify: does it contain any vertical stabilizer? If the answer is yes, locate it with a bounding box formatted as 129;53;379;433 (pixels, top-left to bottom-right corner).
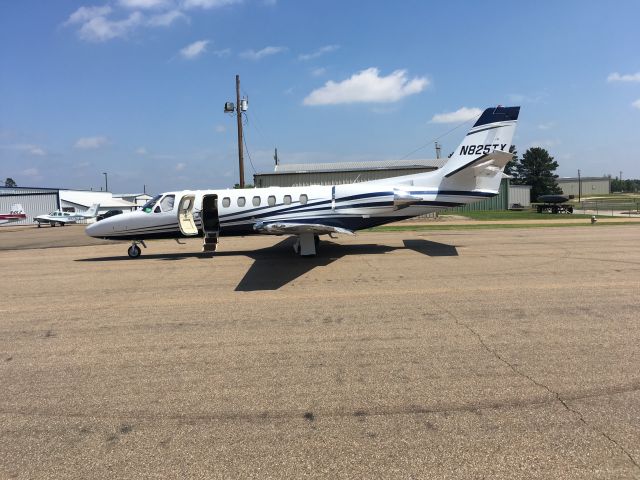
83;204;100;218
438;106;519;193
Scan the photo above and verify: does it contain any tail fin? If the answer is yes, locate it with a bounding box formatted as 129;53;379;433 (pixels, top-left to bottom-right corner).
10;204;25;214
83;204;100;217
439;106;519;192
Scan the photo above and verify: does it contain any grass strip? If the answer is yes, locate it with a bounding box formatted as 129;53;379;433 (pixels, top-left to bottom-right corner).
369;222;640;232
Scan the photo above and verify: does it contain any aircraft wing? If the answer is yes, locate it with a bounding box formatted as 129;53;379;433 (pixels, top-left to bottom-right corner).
254;221;354;236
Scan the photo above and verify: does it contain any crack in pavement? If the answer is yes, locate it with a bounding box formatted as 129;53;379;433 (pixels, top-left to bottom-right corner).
450;313;640;472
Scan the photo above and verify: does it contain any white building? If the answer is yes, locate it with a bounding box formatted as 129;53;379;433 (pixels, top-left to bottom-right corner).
0;187;140;225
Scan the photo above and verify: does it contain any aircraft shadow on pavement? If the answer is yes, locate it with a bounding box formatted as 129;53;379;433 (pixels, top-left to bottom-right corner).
230;238;458;291
76;238;457;291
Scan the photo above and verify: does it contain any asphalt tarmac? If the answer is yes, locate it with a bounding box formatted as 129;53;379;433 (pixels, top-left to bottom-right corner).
1;225;639;479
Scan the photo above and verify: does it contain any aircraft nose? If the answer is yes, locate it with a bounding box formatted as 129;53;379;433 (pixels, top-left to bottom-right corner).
85;218;112;238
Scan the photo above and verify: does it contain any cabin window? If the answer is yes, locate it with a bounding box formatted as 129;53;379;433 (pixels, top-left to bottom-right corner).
237;197;246;207
160;195;175;212
283;195;292;205
252;196;261;207
299;194;308;205
268;195;276;206
222;197;231;208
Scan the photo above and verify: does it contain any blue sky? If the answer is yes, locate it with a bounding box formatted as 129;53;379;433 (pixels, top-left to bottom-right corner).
1;0;639;193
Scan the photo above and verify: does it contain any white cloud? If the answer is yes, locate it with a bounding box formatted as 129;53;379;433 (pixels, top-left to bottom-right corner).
240;46;287;60
298;44;339;61
147;9;188;27
607;72;640;83
119;0;171;8
303;68;428;106
212;48;231;57
310;67;326;77
633;99;640;109
74;136;109;149
1;144;47;156
65;5;112;25
65;3;188;42
180;39;209;59
78;11;143;42
182;0;241;9
175;162;187;171
27;146;46;156
430;107;482;124
136;147;148;155
22;168;40;177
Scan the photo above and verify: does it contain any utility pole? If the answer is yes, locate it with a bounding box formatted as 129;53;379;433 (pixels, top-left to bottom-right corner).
577;169;581;202
274;148;279;166
225;75;248;188
103;172;108;192
236;75;244;188
435;142;441;159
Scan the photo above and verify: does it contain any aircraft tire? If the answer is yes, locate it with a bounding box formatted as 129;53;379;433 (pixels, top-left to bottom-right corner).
128;245;142;258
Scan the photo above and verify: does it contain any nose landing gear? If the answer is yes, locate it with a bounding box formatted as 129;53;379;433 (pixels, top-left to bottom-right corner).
127;240;146;258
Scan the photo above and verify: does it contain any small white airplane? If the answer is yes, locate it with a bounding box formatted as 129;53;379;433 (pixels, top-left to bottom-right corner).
86;106;519;258
35;204;100;227
0;204;26;225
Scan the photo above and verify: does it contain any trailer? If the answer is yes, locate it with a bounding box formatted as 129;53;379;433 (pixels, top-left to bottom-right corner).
535;203;574;214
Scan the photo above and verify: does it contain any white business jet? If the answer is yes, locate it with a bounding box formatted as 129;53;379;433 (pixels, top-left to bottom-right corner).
86;106;519;258
35;204;100;227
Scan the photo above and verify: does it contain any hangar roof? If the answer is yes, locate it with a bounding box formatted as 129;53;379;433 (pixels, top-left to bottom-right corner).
60;190;136;209
268;158;447;175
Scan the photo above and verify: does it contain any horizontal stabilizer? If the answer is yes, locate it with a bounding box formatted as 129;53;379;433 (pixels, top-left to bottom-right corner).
254;222;354;236
444;150;514;178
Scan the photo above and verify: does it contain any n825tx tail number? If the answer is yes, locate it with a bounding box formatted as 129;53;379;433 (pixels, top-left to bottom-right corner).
460;143;507;155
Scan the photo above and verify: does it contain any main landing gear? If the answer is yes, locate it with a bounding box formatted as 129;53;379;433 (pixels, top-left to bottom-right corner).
293;233;320;256
127;240;146;258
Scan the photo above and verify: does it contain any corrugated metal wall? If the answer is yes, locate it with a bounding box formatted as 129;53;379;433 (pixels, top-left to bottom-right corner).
558;179;611;196
254;168;435;187
0;191;59;224
508;185;532;207
448;179;509;212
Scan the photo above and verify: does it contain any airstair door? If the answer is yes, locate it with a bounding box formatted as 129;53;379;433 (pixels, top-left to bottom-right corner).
201;194;219;252
178;194;198;236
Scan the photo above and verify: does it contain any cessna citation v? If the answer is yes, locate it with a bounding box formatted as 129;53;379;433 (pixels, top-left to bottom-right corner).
87;106;520;258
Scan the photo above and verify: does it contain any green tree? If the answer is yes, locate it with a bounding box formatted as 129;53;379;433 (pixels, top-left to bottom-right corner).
515;147;562;199
503;145;518;179
4;177;17;187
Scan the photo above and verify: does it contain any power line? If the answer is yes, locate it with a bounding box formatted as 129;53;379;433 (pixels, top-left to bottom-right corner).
398;113;481;160
242;131;257;176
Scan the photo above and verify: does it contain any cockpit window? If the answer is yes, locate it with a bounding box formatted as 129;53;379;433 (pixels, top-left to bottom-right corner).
159;195;175;212
141;194;162;213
